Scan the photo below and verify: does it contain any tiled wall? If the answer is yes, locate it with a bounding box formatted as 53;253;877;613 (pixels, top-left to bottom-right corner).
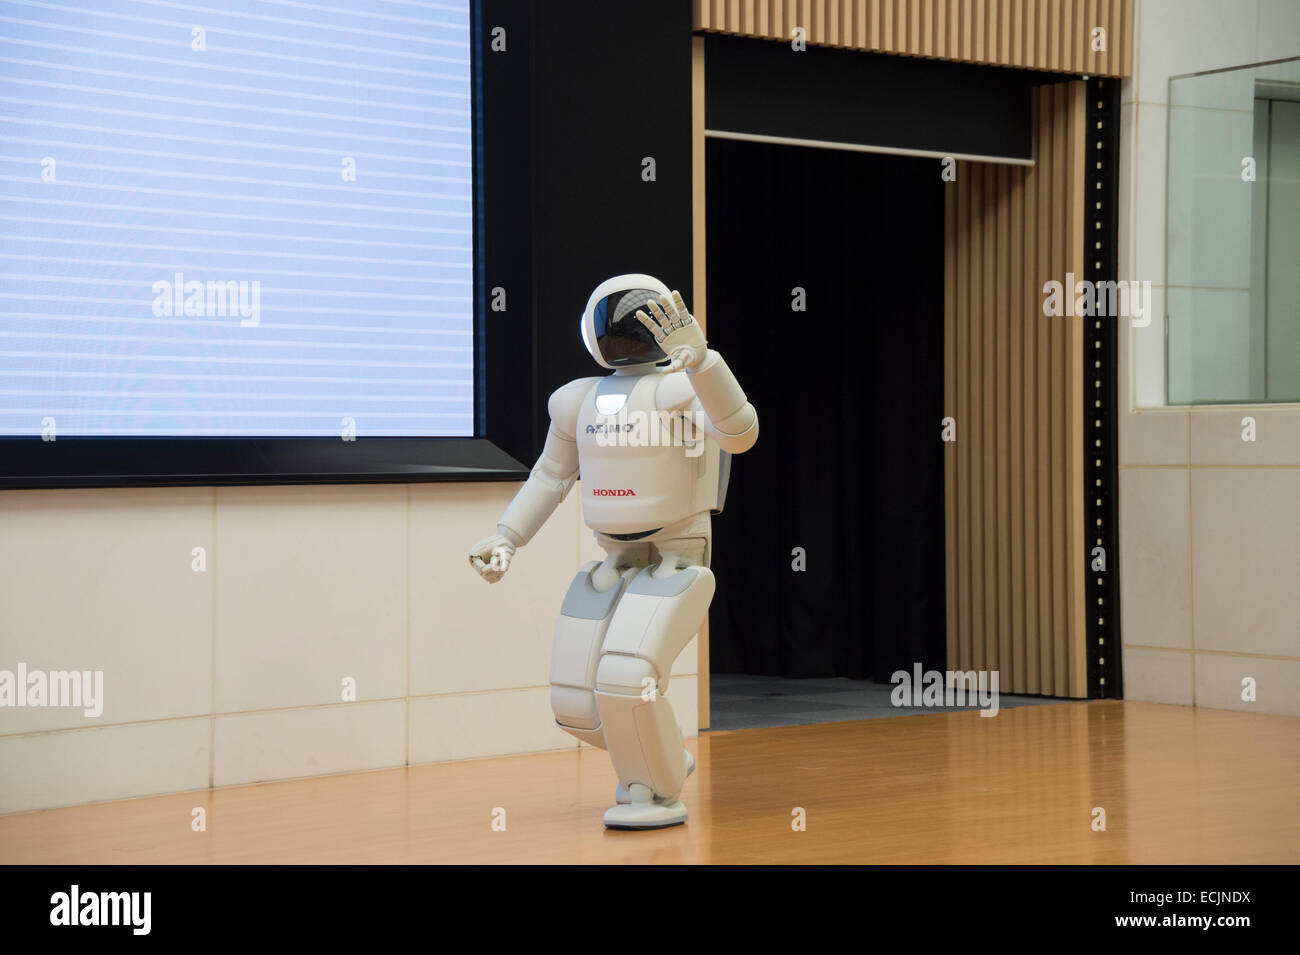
1117;0;1300;715
0;483;699;813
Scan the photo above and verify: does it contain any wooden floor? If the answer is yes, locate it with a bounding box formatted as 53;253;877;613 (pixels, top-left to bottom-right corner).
3;700;1297;864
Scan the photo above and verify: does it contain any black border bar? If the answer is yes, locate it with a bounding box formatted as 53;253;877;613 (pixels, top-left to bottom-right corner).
1084;76;1123;700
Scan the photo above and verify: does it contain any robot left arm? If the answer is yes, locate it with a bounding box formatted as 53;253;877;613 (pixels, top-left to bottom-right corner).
684;349;759;454
468;379;588;582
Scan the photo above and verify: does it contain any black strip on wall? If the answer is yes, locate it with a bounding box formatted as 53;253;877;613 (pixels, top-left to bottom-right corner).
1085;76;1123;700
478;0;538;467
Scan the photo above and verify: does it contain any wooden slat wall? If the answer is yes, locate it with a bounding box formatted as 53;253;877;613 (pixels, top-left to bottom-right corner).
944;81;1087;697
692;36;712;729
695;0;1133;77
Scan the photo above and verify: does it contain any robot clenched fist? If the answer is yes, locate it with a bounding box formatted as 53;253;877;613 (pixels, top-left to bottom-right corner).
468;274;758;830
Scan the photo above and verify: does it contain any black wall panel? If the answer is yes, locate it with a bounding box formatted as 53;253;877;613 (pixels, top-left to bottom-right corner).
706;34;1045;161
531;0;695;450
482;0;695;459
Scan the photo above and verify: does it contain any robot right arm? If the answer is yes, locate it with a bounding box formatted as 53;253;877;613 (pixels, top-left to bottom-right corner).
468;378;593;583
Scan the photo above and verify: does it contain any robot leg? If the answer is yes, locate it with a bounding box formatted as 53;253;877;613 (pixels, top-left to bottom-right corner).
549;554;644;748
595;561;715;829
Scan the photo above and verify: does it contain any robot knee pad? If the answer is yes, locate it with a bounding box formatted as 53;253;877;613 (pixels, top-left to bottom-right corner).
550;683;599;729
594;653;687;799
550;685;605;748
594;651;662;700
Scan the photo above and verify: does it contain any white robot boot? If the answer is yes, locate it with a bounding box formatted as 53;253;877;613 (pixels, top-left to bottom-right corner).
595;563;715;829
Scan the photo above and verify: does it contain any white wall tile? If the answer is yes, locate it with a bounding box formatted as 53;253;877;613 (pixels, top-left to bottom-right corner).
408;687;574;764
1190;407;1300;464
1120;412;1189;465
1121;646;1194;704
1131;103;1168;288
1136;0;1260;105
1191;468;1300;657
1194;652;1300;716
0;488;213;733
1119;280;1188;461
0;718;209;814
213;700;405;787
1132;285;1167;407
213;485;407;713
1120;468;1192;648
410;482;578;696
1257;0;1300;61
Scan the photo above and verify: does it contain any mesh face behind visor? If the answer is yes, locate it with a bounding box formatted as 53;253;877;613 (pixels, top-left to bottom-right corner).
592;288;668;366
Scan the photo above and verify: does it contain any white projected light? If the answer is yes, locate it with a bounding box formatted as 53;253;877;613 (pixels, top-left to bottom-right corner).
0;1;474;436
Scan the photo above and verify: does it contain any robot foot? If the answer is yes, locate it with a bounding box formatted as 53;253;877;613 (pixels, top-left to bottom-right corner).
613;749;695;806
604;784;687;830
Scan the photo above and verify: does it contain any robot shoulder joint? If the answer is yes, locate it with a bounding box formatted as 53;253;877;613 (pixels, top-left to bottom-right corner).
547;377;600;437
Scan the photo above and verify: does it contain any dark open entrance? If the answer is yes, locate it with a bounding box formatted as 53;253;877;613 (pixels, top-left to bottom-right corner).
706;139;947;694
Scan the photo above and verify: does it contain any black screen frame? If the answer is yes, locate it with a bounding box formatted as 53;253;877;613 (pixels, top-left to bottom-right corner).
0;0;533;490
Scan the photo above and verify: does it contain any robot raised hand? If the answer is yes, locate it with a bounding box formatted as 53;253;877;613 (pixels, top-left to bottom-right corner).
635;290;707;374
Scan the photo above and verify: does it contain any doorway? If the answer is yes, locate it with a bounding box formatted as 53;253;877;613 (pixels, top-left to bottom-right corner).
704;138;948;728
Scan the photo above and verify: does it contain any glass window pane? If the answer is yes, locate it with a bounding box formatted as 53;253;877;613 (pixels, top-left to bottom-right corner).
1166;58;1300;404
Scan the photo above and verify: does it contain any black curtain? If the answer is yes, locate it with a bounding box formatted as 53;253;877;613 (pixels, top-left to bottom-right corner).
707;139;946;682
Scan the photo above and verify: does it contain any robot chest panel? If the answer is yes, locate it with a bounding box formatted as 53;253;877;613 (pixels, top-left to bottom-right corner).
575;376;698;531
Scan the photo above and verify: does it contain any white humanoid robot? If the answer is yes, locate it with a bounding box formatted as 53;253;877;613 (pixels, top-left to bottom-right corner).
468;274;758;830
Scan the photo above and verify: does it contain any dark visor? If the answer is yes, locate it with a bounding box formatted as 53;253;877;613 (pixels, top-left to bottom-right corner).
592;288;667;366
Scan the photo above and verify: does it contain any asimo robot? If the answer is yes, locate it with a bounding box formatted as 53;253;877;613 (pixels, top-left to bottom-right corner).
468;274;758;829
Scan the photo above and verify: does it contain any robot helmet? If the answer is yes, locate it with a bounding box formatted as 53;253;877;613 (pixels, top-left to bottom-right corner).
580;273;673;369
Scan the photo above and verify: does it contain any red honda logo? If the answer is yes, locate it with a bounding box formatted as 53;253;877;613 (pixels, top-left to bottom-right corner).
591;488;636;496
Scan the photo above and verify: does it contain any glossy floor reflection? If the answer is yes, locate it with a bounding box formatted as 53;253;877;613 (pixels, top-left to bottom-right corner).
2;701;1296;864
